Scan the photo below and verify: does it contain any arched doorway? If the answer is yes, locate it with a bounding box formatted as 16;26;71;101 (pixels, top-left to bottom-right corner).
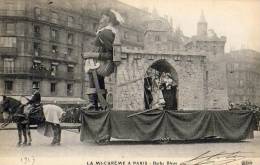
144;59;178;110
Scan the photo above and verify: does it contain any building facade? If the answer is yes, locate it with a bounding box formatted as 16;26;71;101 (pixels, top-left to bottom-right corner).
0;0;85;104
184;12;229;109
2;0;252;110
226;49;260;106
0;0;166;104
111;11;229;110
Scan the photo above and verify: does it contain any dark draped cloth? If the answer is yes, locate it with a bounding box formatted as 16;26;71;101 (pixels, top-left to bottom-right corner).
162;86;177;110
80;111;111;142
80;110;256;142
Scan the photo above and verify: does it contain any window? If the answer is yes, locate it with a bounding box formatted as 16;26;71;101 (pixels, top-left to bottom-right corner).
50;64;58;76
32;81;40;90
3;58;14;73
187;56;192;62
34;25;40;37
92;23;97;31
174;56;181;61
67;48;73;56
234;63;239;69
124;31;128;39
6;2;15;16
50;83;56;93
51;12;58;23
67;33;73;45
67;65;74;73
137;34;141;42
32;60;41;70
5;81;13;93
0;37;16;47
68;16;74;27
33;42;41;56
51;29;58;41
6;23;15;35
51;45;58;54
34;7;41;18
239;80;244;87
67;83;73;96
229;63;234;73
155;35;160;42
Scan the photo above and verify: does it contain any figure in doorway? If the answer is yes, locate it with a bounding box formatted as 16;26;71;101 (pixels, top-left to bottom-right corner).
160;73;178;110
151;76;165;109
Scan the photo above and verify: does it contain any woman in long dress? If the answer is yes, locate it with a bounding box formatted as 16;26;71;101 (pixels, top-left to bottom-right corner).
151;77;165;109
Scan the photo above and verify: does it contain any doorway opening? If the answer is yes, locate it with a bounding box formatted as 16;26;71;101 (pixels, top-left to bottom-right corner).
144;59;178;110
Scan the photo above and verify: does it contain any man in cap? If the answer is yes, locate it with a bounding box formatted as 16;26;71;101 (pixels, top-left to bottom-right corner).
84;9;124;111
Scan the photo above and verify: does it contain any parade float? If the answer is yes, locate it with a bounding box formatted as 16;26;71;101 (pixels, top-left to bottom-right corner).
80;42;257;143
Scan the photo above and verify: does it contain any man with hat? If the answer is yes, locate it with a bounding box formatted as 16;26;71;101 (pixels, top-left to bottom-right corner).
84;9;124;111
27;84;41;107
24;84;43;124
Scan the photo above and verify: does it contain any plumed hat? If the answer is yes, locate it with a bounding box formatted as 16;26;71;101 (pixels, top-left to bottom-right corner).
32;84;39;89
101;9;125;26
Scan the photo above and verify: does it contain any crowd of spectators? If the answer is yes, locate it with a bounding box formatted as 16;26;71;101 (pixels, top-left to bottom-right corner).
229;100;260;111
31;63;48;71
229;100;260;130
60;107;82;123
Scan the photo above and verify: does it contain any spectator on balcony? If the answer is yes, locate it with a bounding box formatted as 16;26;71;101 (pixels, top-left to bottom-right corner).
50;67;56;76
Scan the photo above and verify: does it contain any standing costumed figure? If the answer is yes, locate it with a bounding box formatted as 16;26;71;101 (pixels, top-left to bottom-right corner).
161;73;178;110
84;9;124;111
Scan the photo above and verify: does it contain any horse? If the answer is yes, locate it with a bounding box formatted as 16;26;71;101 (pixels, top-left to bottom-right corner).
1;96;35;146
1;96;64;146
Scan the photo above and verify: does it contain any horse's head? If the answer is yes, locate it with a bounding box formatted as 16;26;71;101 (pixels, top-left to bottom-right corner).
1;96;23;126
1;96;11;120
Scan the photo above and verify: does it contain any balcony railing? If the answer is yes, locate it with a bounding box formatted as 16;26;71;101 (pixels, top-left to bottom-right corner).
0;67;28;74
0;9;82;29
0;67;82;80
31;49;78;63
34;32;41;38
0;10;26;17
0;47;18;55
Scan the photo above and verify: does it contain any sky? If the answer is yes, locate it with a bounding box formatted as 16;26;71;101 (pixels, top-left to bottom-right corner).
119;0;260;53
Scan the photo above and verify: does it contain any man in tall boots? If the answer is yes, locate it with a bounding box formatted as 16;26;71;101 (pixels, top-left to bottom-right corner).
84;9;124;111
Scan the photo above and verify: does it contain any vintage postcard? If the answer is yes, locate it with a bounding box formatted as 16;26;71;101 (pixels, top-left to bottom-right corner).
0;0;259;165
